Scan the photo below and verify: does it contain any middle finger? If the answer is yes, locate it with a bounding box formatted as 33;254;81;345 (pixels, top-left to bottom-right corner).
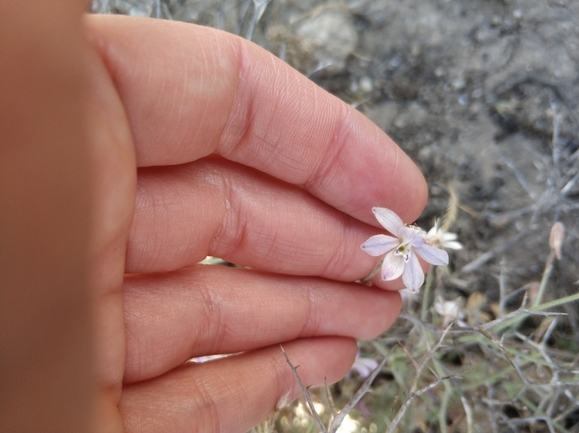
127;156;383;283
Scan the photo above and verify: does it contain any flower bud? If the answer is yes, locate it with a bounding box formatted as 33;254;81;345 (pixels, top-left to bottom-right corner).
549;222;564;260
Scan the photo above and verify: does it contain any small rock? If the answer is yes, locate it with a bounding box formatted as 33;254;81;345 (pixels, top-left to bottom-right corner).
452;76;466;90
410;42;422;57
111;0;155;16
359;76;373;93
294;9;358;74
393;102;428;128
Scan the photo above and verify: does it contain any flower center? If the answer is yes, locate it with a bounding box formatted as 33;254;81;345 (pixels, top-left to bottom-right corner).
395;244;411;262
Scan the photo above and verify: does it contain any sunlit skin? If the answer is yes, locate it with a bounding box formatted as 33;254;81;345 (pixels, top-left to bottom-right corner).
1;3;429;431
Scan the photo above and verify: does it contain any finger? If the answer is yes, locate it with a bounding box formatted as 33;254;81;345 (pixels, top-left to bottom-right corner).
127;154;416;290
85;15;427;225
122;265;401;383
119;337;356;433
127;156;378;280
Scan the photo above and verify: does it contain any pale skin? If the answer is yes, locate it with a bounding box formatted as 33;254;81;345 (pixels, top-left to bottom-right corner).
0;2;428;432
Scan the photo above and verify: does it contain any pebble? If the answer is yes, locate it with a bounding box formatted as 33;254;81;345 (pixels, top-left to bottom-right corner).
295;9;358;73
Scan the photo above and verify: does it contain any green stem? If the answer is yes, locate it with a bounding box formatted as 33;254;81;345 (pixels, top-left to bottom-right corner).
421;268;435;322
532;292;579;311
362;258;384;284
534;251;555;307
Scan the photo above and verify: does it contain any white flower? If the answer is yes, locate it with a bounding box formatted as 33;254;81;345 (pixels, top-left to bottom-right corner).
350;351;379;378
361;207;449;292
434;297;466;327
399;287;421;302
425;221;462;250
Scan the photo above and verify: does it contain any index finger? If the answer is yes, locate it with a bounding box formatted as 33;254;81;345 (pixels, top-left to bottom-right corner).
85;15;427;224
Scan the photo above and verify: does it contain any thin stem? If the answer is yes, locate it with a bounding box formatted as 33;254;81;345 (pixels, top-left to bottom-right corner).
532;292;579;311
439;384;451;433
362;258;384;284
280;345;327;433
385;372;461;433
421;268;435;322
329;348;395;433
534;251;555;307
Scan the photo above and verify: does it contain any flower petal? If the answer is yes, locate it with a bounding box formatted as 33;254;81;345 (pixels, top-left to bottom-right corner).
360;234;399;256
372;207;404;235
410;234;425;248
381;250;405;281
402;253;424;292
399;226;418;244
352;357;379;378
414;243;449;266
441;232;458;241
443;241;463;250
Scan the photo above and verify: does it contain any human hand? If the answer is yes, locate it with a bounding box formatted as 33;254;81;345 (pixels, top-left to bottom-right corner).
83;14;427;433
